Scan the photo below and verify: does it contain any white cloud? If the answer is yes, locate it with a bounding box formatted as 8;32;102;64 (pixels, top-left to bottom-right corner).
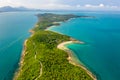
31;3;119;10
83;3;120;10
0;0;119;10
85;4;105;8
99;4;104;7
0;0;23;7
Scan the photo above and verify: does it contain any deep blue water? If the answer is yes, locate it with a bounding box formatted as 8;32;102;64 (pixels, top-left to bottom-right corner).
48;11;120;80
0;12;37;80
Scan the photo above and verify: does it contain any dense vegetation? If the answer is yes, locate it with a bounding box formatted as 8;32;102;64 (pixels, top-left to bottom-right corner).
33;13;82;31
16;13;93;80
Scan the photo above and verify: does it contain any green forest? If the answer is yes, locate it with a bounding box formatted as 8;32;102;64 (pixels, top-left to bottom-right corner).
16;13;93;80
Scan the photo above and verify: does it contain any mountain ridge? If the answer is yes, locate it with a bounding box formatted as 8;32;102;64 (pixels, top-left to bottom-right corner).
0;6;40;12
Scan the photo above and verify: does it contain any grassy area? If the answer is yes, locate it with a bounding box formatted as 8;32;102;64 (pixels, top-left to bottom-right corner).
16;13;93;80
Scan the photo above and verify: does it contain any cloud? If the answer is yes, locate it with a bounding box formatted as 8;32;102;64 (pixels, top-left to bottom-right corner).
0;0;24;7
85;4;105;8
0;0;119;10
99;4;104;7
30;3;119;10
83;3;119;10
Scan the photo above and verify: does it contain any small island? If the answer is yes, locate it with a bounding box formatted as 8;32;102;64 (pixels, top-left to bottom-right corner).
14;13;96;80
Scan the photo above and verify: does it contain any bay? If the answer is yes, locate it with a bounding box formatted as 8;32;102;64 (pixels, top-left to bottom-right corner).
48;11;120;80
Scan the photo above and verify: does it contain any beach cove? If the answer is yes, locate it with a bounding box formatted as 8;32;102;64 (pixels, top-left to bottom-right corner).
48;11;120;80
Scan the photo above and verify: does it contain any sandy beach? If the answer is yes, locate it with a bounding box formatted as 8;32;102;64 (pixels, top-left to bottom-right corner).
57;41;97;80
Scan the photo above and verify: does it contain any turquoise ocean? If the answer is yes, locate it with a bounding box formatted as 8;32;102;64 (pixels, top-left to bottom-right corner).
0;12;37;80
0;11;120;80
48;11;120;80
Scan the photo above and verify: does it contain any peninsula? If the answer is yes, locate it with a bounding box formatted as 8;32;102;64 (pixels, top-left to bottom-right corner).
14;13;96;80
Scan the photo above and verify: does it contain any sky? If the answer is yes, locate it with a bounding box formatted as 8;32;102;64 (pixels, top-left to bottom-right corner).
0;0;120;10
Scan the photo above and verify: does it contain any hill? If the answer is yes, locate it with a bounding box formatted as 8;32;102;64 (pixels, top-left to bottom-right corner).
0;6;40;12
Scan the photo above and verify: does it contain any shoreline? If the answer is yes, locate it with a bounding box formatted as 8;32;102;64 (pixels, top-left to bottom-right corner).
15;28;97;80
57;41;97;80
13;40;28;80
46;20;97;80
15;13;97;80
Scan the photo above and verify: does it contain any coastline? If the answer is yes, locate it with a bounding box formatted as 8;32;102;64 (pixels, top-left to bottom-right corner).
45;20;97;80
13;40;28;80
57;40;97;80
15;29;97;80
47;26;97;80
29;29;35;34
15;13;97;80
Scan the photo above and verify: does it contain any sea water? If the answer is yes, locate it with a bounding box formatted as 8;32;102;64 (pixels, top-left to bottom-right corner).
1;11;120;80
0;12;37;80
48;11;120;80
0;11;74;80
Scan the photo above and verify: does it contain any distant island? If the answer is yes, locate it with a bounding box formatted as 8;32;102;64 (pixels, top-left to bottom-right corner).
0;6;41;12
14;13;96;80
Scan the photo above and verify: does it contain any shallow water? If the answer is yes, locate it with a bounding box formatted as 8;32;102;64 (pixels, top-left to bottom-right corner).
48;11;120;80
